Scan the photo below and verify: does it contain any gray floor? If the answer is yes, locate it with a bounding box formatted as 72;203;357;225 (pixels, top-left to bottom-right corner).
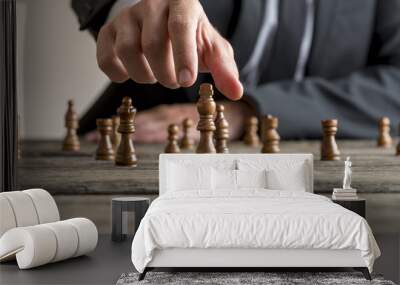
0;235;133;285
1;234;399;285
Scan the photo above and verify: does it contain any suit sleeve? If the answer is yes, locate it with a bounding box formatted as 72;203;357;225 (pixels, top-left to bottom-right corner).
71;0;115;36
246;0;400;139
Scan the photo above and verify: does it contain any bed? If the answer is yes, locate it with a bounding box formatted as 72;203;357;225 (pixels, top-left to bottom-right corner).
131;154;380;280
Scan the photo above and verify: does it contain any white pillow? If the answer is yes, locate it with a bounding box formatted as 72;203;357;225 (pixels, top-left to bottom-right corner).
212;169;237;190
266;165;306;191
236;169;267;189
167;163;212;192
237;159;309;192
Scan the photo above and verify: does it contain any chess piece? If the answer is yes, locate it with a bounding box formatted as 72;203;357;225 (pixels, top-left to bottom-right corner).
62;100;80;151
95;118;115;160
377;117;392;148
180;118;194;150
261;115;280;153
165;124;181;153
111;115;121;151
214;104;229;153
243;116;260;147
321;119;341;161
115;97;137;167
196;83;216;153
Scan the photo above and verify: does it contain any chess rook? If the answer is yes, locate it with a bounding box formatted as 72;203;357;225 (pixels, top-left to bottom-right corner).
377;117;392;148
180;118;194;150
321;119;341;161
62;100;80;151
214;104;229;153
165;124;181;153
115;97;137;167
95;119;114;160
243;116;260;147
111;115;121;151
261;115;280;153
196;83;216;153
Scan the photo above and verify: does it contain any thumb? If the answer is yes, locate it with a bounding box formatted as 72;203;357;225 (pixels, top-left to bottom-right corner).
202;31;243;100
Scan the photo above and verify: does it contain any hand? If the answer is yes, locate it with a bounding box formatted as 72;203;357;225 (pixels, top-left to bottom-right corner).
96;0;243;100
134;104;198;143
133;102;252;143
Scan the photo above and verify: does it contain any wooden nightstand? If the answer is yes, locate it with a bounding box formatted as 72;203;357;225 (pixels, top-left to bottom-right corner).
332;198;366;218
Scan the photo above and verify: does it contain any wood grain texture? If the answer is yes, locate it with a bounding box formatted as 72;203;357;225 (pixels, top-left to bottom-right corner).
17;140;400;195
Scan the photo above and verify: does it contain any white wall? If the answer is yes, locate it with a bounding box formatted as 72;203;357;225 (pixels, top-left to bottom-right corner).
17;0;109;139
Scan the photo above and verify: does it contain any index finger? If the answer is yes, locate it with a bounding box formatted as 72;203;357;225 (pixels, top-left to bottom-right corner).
203;37;243;101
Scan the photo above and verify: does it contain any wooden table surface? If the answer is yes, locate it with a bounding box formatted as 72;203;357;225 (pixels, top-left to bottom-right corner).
17;140;400;195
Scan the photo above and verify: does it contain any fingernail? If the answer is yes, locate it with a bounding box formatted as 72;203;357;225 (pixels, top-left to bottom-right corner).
178;69;192;86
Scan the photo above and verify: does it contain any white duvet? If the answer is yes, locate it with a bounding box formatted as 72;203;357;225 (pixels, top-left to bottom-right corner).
131;190;380;273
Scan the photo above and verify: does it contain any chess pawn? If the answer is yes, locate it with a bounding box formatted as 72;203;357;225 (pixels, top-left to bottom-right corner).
261;115;280;153
321;119;341;161
377;117;392;148
165;124;181;153
115;97;137;167
95;119;114;160
111;115;121;151
196;83;216;153
243;116;260;147
62;100;80;151
180;118;194;150
214;104;229;153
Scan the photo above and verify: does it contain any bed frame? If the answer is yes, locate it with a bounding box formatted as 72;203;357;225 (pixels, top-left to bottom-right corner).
138;154;372;281
140;249;371;280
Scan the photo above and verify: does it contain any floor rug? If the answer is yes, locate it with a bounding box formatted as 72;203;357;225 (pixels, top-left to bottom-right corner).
116;271;396;285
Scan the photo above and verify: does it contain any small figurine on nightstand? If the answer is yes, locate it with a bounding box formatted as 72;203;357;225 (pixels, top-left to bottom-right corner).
332;157;359;200
343;156;352;189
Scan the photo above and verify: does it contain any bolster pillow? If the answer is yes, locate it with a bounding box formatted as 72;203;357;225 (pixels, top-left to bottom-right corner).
0;218;98;269
0;189;60;237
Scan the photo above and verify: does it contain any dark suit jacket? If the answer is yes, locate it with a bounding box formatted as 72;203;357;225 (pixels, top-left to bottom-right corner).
72;0;400;139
